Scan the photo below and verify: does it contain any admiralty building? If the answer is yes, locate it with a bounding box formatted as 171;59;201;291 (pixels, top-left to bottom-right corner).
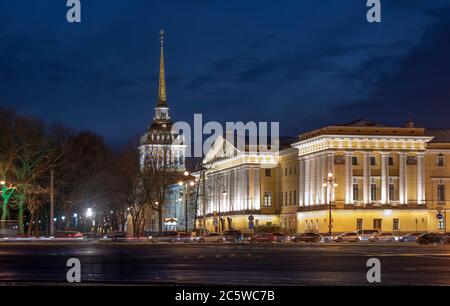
196;120;450;235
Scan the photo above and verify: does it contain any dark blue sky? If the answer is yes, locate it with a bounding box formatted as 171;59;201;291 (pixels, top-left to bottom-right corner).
1;0;450;146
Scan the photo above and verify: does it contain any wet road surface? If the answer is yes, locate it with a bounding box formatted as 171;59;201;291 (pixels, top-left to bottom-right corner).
0;242;449;285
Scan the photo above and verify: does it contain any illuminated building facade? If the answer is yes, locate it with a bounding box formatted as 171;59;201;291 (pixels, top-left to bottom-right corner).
198;120;450;234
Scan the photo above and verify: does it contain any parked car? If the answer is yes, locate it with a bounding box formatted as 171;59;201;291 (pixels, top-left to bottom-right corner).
320;234;334;243
82;232;101;239
369;232;398;242
334;232;360;242
271;232;289;242
242;232;253;242
177;232;194;243
250;233;276;243
55;231;83;239
417;233;444;245
150;231;179;243
197;233;224;243
356;229;380;241
104;231;128;241
223;230;243;242
292;232;321;243
399;232;423;242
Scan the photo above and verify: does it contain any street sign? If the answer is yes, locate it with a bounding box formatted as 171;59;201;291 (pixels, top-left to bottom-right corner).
248;215;254;222
437;213;444;220
249;221;254;229
213;220;219;226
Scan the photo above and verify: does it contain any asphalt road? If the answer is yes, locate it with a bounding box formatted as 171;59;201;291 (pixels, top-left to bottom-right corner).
0;241;449;286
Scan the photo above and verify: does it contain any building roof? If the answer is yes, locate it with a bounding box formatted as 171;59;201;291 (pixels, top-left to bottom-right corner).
426;129;450;143
337;119;387;127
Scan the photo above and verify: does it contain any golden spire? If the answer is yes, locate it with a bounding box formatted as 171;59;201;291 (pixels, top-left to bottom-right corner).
157;29;167;106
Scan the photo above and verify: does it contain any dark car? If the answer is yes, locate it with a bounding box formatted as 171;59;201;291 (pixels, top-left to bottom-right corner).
223;230;243;243
55;231;83;239
82;232;101;239
271;232;289;242
150;231;179;243
417;233;444;245
293;232;321;243
399;232;423;242
250;233;276;243
105;231;128;241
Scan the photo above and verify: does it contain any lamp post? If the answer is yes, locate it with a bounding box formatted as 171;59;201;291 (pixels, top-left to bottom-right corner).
179;171;195;232
323;172;338;236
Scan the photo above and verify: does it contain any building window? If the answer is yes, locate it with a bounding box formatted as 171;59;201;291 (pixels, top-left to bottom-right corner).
373;219;383;230
289;191;292;205
437;154;445;167
438;219;445;230
438;184;446;202
352;156;358;165
289;167;292;175
285;168;288;176
294;166;297;174
353;184;359;201
389;184;395;201
393;219;400;231
371;184;377;201
293;190;297;205
264;192;272;207
389;157;394;166
285;191;288;206
265;169;272;177
356;218;363;230
280;192;283;206
370;156;376;166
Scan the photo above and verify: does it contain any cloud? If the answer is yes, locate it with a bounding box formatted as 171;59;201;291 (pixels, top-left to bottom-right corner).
332;16;450;128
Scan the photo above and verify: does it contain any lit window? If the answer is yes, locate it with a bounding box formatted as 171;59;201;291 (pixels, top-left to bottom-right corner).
437;154;445;167
353;184;359;201
373;219;382;230
371;184;377;201
264;192;272;207
356;219;363;230
393;219;400;231
389;157;394;166
389;184;395;201
438;184;446;202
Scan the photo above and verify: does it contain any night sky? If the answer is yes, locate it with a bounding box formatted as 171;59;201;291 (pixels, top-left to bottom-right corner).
1;0;450;147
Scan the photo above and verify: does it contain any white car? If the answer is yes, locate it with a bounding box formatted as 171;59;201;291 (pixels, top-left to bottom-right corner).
369;232;398;242
356;229;380;241
334;232;360;242
197;233;224;243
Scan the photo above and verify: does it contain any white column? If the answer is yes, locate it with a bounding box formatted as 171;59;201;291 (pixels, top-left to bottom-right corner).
310;157;316;205
381;153;389;204
298;158;305;206
321;154;327;204
417;153;425;204
253;167;260;210
244;168;249;210
345;152;353;204
363;153;371;204
304;158;310;206
327;153;335;202
399;153;407;204
316;156;322;204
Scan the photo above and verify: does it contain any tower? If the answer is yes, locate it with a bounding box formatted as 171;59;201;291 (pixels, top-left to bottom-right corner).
140;30;185;170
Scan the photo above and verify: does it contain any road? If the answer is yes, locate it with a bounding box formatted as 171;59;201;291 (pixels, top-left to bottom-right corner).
0;241;449;285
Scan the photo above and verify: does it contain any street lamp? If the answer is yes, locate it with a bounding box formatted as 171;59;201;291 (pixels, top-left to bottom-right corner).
86;208;94;218
323;172;338;236
179;171;195;232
